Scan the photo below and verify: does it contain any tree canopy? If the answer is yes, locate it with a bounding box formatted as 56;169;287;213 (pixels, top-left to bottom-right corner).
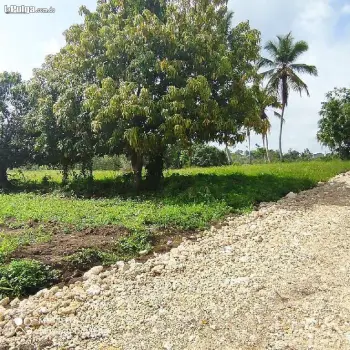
318;87;350;160
0;1;325;190
28;0;260;189
0;72;31;186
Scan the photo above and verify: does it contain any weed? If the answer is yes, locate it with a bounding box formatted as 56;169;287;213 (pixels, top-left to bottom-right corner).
65;248;115;270
116;231;153;258
0;259;60;298
0;229;51;263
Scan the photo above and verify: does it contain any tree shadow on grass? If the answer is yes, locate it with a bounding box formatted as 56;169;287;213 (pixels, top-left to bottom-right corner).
159;173;317;209
1;172;320;211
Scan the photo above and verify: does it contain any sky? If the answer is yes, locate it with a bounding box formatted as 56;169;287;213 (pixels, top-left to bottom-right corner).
1;0;350;153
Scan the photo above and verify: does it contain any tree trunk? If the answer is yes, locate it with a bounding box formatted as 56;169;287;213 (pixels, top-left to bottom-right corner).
62;164;69;185
247;129;252;164
225;143;233;165
82;159;93;180
262;135;266;163
279;104;285;161
146;151;165;190
131;150;143;193
265;134;271;163
0;166;8;188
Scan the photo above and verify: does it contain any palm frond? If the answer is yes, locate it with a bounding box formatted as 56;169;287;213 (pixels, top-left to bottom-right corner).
290;63;318;76
277;31;292;43
223;10;234;34
264;71;280;85
266;73;281;97
261;110;268;120
274;111;285;124
270;99;282;109
288;40;309;62
258;57;276;69
287;69;310;97
264;40;279;59
277;32;294;63
260;68;276;79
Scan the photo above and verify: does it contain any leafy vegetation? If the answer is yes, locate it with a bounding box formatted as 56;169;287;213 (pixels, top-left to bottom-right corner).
1;161;349;231
1;0;349;299
318;87;350;159
0;72;31;187
0;260;60;298
19;0;261;191
116;231;153;259
0;228;51;263
65;248;115;270
190;144;228;168
0;161;348;297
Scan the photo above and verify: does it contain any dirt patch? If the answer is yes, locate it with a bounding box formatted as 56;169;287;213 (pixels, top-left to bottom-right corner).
8;222;197;284
12;225;129;264
9;224;130;283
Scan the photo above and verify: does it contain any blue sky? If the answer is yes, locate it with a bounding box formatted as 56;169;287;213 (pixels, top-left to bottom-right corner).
1;0;350;153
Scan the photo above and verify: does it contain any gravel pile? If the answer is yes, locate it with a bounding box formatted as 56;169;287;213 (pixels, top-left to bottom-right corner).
0;172;350;349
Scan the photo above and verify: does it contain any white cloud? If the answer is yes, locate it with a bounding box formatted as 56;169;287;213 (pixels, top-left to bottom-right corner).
341;4;350;14
229;0;350;153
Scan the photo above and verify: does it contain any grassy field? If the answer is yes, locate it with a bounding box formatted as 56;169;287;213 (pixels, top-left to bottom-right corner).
0;160;349;297
4;160;349;230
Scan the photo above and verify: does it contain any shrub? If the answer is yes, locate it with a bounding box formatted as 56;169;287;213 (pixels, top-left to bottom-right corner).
191;144;228;167
0;259;60;298
65;248;110;270
117;231;152;257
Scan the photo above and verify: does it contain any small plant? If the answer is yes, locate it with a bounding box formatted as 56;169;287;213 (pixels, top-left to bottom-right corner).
0;259;60;298
116;231;153;258
65;248;112;270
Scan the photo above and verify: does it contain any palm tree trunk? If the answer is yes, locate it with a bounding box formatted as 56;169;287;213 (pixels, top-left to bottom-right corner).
262;135;266;163
247;129;252;164
265;134;270;163
279;104;285;161
225;143;233;165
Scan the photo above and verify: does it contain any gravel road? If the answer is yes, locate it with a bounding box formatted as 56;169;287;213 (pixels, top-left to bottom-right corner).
1;172;350;350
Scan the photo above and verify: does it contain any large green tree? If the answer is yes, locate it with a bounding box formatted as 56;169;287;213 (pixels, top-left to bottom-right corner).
28;49;96;183
0;72;31;187
317;87;350;159
65;0;261;189
259;32;317;160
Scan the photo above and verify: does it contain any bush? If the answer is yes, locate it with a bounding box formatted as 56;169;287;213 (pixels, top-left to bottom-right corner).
164;144;191;169
92;155;132;171
191;144;228;167
117;231;152;257
0;259;60;298
65;248;110;270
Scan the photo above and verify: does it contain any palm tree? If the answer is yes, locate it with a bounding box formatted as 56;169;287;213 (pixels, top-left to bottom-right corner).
252;85;280;163
244;114;260;164
259;32;318;160
259;113;272;163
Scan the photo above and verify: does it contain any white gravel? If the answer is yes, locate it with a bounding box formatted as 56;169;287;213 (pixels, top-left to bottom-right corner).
1;171;350;349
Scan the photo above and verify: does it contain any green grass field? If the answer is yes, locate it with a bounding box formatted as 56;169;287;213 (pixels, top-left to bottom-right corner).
0;160;349;297
4;160;350;230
